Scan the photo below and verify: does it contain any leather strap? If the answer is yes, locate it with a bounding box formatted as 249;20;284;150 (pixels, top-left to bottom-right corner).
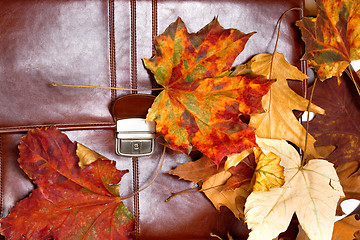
130;1;140;239
130;1;158;238
131;0;138;94
0;135;3;217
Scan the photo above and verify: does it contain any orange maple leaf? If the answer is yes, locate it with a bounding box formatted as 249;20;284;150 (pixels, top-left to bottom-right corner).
144;17;273;165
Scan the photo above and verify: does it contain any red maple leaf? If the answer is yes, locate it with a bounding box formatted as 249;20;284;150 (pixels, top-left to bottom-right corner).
0;127;134;240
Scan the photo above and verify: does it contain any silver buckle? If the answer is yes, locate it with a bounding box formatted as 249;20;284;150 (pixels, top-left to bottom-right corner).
115;118;156;157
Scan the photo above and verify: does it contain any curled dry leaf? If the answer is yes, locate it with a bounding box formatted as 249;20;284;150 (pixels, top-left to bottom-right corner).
332;214;360;240
336;162;360;213
144;17;273;165
76;142;107;168
234;52;325;158
0;127;134;240
244;138;344;240
169;154;256;219
201;156;255;219
296;0;360;81
202;171;251;220
168;155;224;184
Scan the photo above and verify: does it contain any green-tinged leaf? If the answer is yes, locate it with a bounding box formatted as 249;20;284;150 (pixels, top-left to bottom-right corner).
144;17;273;165
296;0;360;80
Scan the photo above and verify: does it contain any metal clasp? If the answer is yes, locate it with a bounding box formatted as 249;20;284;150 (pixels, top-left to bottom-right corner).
115;118;156;157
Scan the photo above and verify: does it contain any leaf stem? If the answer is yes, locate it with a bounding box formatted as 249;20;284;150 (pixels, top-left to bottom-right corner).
345;65;360;96
269;7;303;79
165;186;201;202
301;77;318;165
119;146;166;201
52;82;164;92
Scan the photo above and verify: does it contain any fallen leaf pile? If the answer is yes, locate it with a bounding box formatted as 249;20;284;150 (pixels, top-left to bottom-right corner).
0;127;134;240
3;0;360;239
149;15;348;240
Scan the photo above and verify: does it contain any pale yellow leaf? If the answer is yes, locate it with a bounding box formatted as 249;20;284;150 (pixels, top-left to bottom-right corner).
235;52;325;158
244;138;344;240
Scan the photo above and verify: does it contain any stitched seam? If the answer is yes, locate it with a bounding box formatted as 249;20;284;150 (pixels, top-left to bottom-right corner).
109;0;117;102
0;122;116;133
0;135;3;217
132;157;140;240
131;0;137;94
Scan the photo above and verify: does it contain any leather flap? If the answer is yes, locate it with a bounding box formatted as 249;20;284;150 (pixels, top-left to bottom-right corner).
0;0;304;133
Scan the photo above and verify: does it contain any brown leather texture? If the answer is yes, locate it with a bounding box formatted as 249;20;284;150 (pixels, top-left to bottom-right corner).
0;0;304;239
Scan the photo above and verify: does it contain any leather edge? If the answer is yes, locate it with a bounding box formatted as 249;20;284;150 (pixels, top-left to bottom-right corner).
0;135;3;217
0;122;116;134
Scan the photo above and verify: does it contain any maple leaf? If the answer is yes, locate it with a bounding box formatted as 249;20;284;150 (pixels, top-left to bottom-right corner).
252;145;284;192
308;76;360;172
296;0;360;82
143;17;273;165
0;127;134;240
168;155;225;184
244;138;344;240
234;52;325;158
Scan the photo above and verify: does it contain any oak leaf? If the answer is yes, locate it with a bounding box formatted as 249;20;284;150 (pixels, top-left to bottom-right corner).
244;138;344;240
296;0;360;81
144;17;273;165
0;127;134;240
234;52;325;157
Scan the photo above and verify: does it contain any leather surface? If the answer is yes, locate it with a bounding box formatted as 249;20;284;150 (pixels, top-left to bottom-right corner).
0;0;304;239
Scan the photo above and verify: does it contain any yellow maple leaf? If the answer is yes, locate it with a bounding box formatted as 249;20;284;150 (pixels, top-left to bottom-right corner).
234;52;325;158
244;138;344;240
253;147;284;192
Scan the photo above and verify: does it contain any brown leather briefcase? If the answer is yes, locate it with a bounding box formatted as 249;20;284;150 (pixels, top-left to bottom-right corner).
0;0;304;239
